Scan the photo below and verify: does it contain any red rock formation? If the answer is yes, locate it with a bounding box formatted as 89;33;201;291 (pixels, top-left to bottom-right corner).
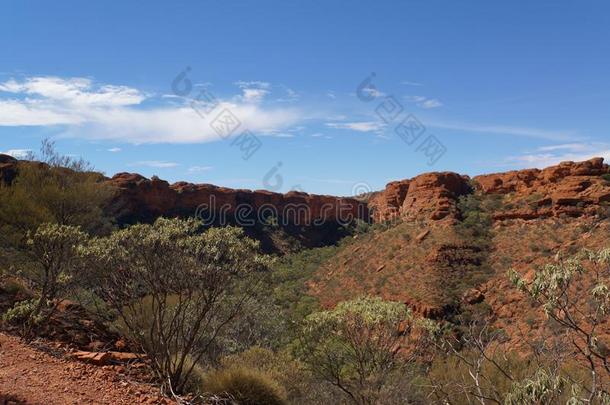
369;172;471;222
368;180;410;222
474;157;610;220
369;158;610;222
108;172;369;225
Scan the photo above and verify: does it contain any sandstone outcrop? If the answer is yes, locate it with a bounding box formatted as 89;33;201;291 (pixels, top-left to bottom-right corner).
369;172;471;222
108;172;369;226
474;157;610;220
369;157;610;222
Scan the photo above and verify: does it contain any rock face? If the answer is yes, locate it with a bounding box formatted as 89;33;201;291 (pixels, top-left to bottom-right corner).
0;154;18;185
369;158;610;222
474;157;610;220
108;172;369;226
369;172;472;222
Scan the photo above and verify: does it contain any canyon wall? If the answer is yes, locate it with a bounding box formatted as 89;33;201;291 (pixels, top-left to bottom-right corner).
369;157;610;222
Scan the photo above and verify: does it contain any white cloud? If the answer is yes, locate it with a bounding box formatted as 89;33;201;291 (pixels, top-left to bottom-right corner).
188;165;213;173
274;85;299;102
326;91;336;99
234;80;270;89
404;95;443;109
536;143;592;152
130;161;179;168
325;121;385;132
107;147;122;153
0;99;83;126
505;143;610;168
241;88;269;103
427;120;577;141
1;149;31;159
310;133;324;137
235;80;271;103
0;76;144;106
401;81;423;86
420;98;443;109
359;88;385;98
0;76;304;144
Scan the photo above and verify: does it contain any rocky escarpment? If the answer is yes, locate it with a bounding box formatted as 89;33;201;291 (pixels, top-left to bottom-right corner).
0;155;369;228
474;157;610;220
108;172;368;226
368;172;472;222
369;157;610;222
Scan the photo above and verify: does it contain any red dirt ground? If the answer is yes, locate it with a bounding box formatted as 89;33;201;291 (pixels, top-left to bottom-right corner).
0;333;173;405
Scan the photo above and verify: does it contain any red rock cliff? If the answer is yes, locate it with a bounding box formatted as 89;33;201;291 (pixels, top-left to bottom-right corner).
369;157;610;222
474;157;610;220
368;171;472;222
108;172;369;225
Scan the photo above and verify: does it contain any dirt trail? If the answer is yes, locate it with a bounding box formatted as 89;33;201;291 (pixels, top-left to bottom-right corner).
0;333;171;404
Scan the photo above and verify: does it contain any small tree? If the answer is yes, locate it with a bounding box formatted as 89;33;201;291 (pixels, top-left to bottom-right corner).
3;223;87;338
509;248;610;403
0;140;112;268
297;296;420;405
81;218;271;393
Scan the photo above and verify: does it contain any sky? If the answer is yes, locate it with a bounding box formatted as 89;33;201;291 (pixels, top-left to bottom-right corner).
1;1;609;196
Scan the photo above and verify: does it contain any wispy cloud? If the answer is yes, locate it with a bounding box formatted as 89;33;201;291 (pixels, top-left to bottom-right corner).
0;76;145;106
234;80;271;103
420;99;443;109
404;95;443;109
188;165;213;173
505;142;610;168
401;80;423;86
427;120;578;141
358;88;386;99
1;149;31;159
325;121;385;133
234;80;270;89
107;147;121;153
0;76;304;144
130;160;179;168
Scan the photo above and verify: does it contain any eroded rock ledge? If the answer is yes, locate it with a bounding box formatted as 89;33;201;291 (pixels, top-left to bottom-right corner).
369;157;610;222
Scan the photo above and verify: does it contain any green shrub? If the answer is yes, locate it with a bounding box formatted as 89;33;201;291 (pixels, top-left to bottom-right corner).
203;366;287;405
601;173;610;182
0;278;29;296
82;219;271;394
219;347;311;402
2;299;42;325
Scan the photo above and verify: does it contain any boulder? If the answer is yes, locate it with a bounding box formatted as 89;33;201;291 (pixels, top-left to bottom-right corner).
73;351;111;366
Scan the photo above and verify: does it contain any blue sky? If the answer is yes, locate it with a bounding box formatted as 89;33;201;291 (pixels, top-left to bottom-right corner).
1;1;609;195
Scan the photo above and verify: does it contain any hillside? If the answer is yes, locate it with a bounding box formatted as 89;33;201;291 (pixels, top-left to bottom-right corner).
310;157;610;351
